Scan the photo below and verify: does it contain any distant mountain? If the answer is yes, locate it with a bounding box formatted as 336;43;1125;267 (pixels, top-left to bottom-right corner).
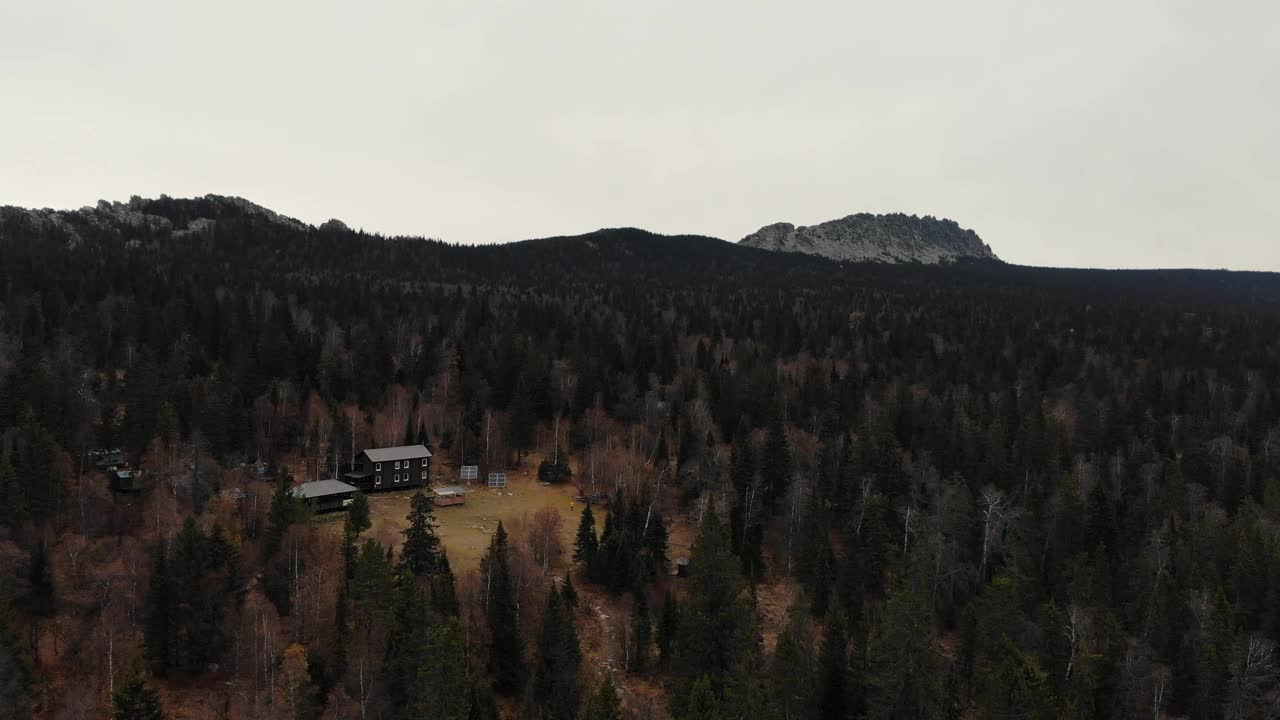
740;213;999;264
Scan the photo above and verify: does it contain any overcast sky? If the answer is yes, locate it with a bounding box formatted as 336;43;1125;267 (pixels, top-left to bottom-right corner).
2;1;1278;270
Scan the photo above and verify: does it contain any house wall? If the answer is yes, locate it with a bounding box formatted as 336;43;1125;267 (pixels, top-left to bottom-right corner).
353;451;431;493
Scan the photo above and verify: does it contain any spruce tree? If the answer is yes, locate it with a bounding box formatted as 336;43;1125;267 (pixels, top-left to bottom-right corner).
532;587;583;720
817;606;851;720
582;675;623;720
399;491;441;577
143;544;174;676
773;602;817;720
672;502;753;715
761;413;791;511
415;619;470;720
432;549;460;617
112;673;165;720
348;490;371;534
630;589;652;673
0;593;31;720
480;521;523;694
573;506;599;580
264;475;303;559
658;590;680;666
561;574;578;609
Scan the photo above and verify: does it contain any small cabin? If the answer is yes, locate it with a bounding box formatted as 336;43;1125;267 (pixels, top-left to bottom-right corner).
433;486;466;507
291;479;358;513
111;469;144;494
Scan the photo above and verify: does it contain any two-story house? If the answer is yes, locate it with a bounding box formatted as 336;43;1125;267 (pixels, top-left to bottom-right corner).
342;444;432;493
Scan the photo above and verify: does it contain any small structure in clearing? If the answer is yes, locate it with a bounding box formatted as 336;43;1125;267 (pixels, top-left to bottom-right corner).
291;479;357;513
434;485;466;507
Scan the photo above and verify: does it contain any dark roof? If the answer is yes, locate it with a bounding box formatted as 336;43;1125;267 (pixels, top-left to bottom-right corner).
291;479;357;499
363;444;433;462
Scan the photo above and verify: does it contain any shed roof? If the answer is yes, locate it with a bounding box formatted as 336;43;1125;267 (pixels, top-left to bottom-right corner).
291;479;358;499
363;444;433;462
435;485;466;497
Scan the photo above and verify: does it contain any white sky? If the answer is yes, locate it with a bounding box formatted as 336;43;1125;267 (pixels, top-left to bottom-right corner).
2;1;1278;270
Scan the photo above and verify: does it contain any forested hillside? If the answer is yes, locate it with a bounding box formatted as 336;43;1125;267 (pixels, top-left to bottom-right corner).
2;196;1280;719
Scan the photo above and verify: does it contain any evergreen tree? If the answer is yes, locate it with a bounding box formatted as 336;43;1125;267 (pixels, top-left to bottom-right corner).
573;506;599;579
143;543;174;676
761;413;792;511
817;605;851;720
348;490;371;534
773;602;817;720
431;549;461;617
532;587;583;720
658;590;680;666
671;502;754;715
562;574;579;608
112;673;165;720
480;521;524;694
415;619;470;720
264;475;304;559
539;448;573;484
581;675;623;720
0;593;31;720
399;491;442;577
630;589;652;673
683;676;724;720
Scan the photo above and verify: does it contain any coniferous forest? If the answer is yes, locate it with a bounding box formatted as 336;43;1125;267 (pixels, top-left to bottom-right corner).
3;196;1280;719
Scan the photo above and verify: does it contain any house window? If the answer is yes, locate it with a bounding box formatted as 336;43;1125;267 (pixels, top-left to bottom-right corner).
421;471;427;480
374;475;382;486
421;458;428;467
375;463;382;471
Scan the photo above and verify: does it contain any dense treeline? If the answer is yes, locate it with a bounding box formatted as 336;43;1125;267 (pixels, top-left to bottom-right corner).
2;196;1280;718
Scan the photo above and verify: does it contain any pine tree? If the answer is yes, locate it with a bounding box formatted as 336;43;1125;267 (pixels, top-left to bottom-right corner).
532;587;583;720
399;491;441;577
480;521;524;694
112;673;165;720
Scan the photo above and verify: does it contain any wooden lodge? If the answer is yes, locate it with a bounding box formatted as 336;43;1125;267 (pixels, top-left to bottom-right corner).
342;444;433;494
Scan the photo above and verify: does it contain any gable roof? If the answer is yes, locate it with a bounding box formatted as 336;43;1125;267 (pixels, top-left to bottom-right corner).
291;479;357;499
363;444;433;462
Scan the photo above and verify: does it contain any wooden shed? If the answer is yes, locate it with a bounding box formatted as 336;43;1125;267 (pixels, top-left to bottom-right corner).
291;479;358;513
